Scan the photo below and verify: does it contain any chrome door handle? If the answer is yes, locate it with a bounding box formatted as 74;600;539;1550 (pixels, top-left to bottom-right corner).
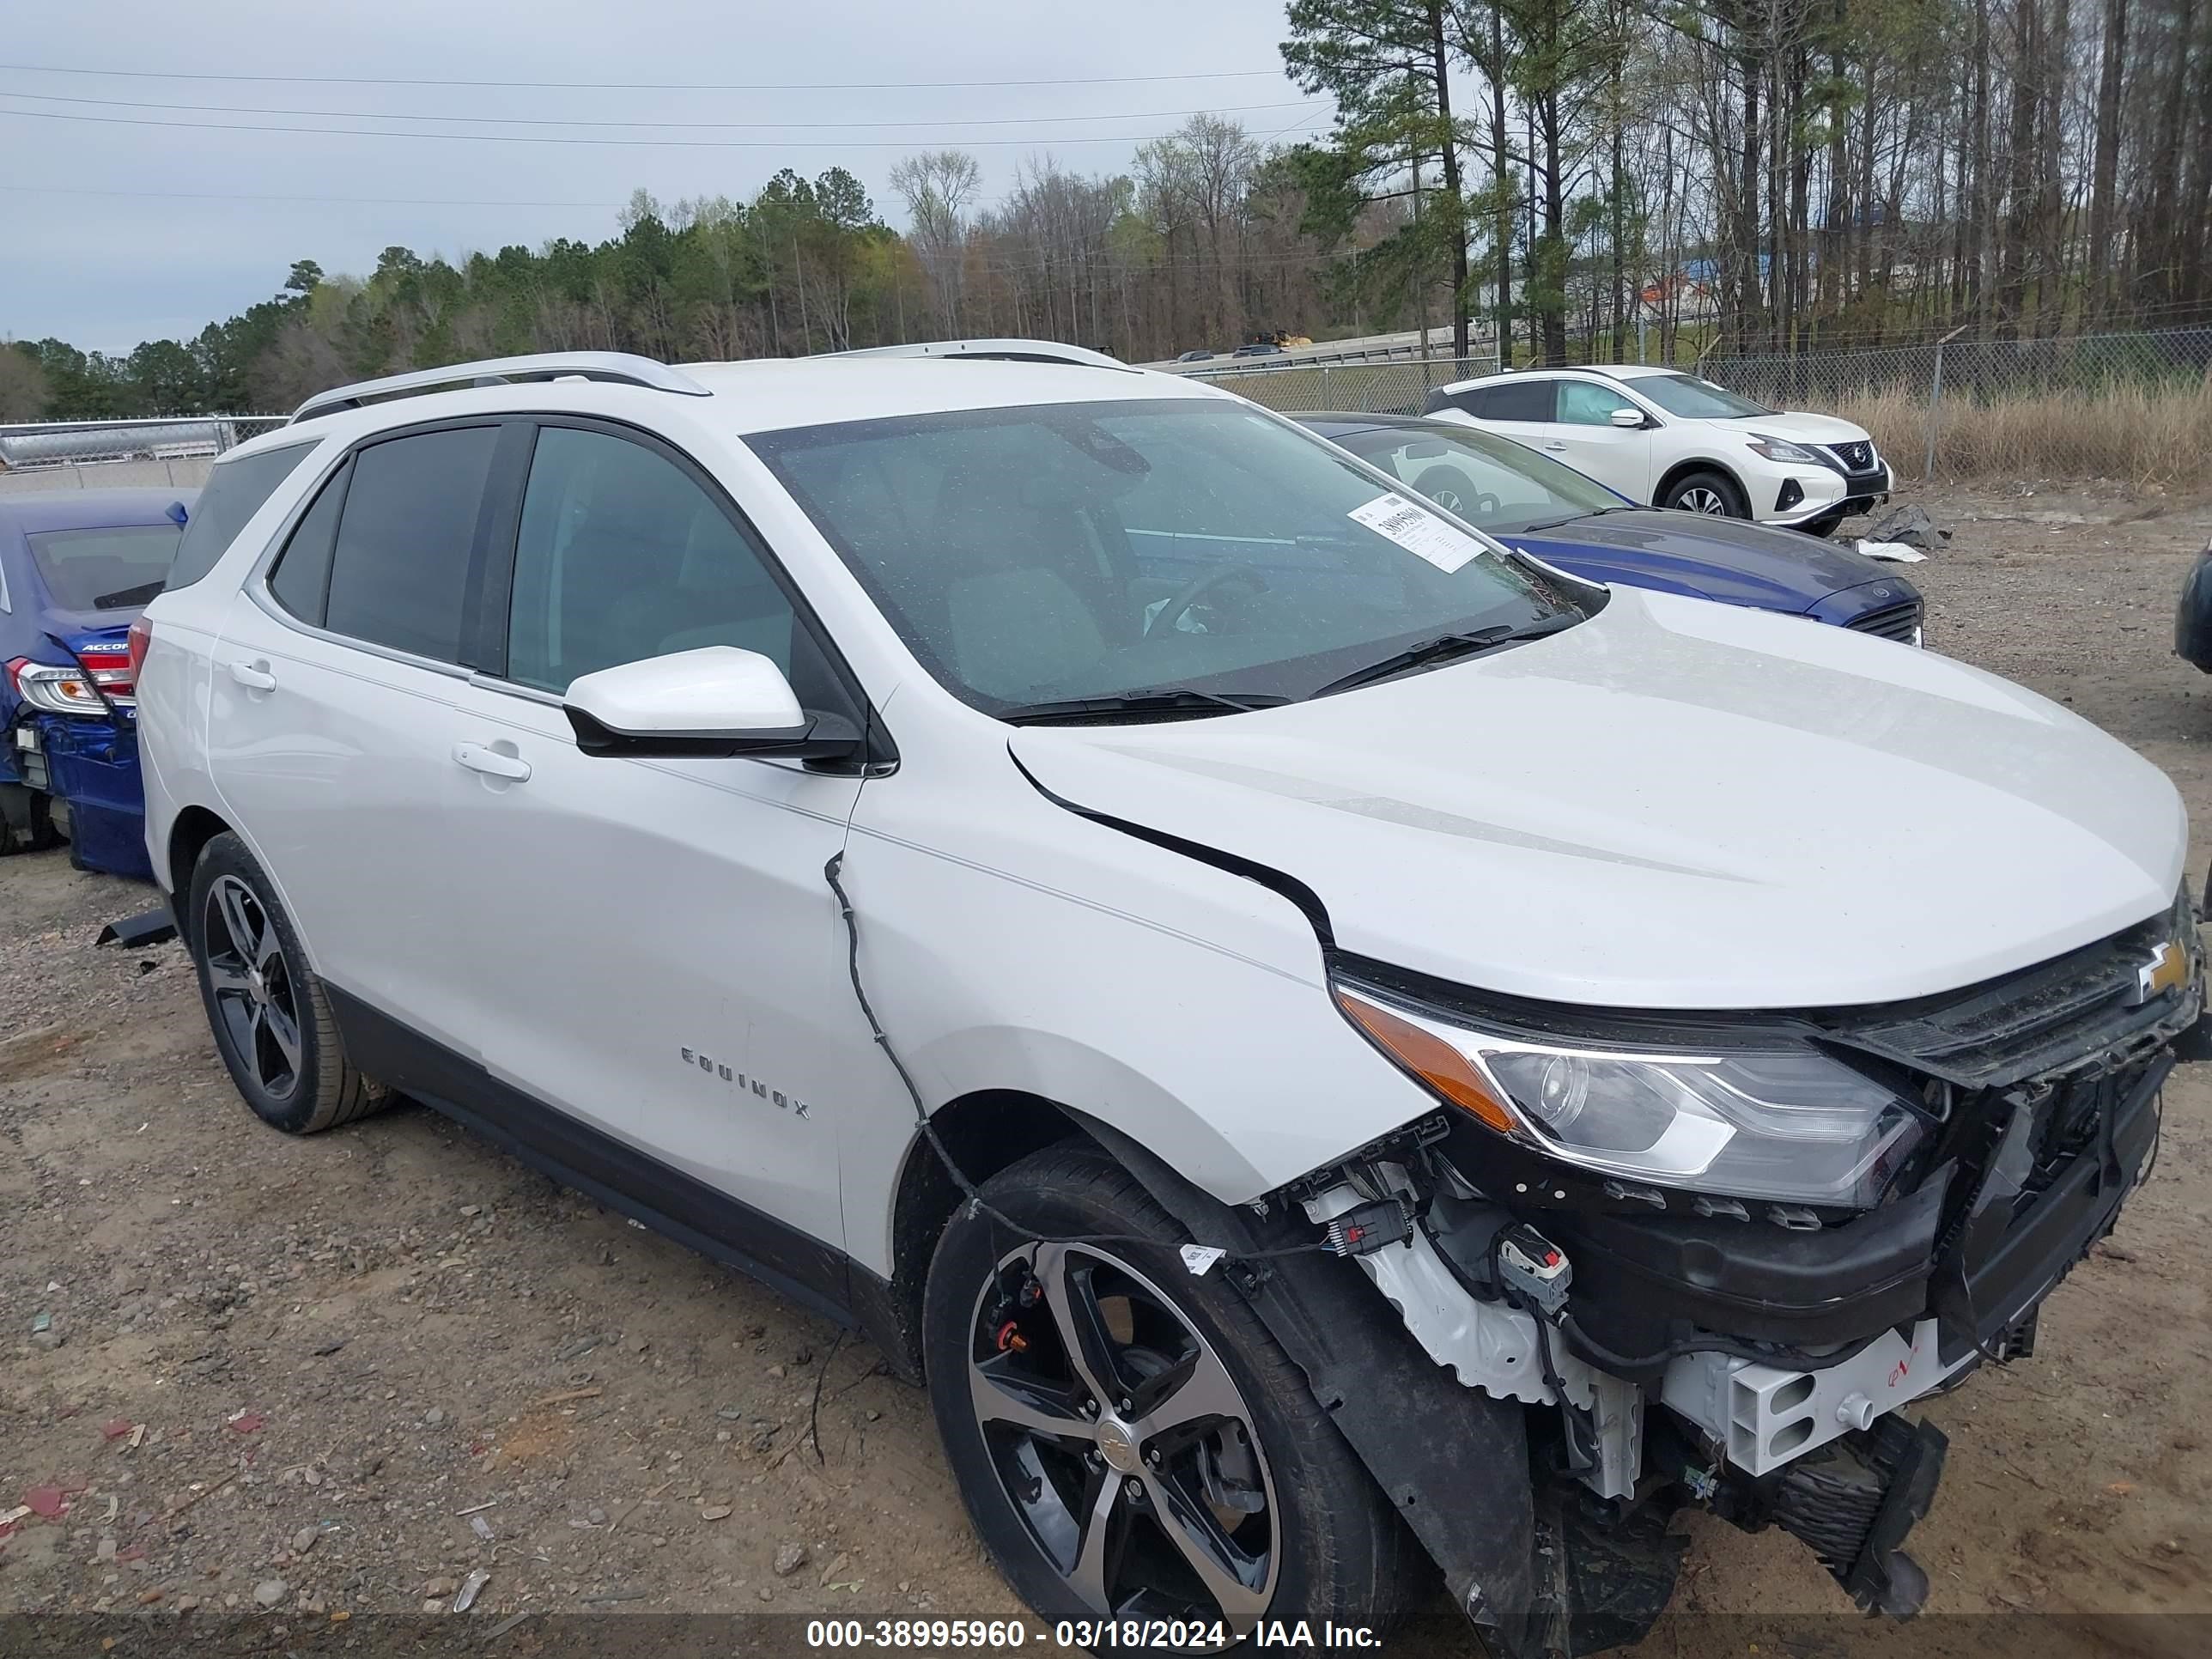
1543;441;1568;452
453;741;531;782
228;659;276;691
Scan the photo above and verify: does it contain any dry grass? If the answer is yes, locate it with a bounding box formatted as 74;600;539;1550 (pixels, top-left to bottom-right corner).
1838;377;2212;489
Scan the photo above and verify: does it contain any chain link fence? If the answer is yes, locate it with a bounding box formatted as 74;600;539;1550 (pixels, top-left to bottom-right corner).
9;328;2207;492
1698;325;2212;409
1179;354;1503;416
0;416;289;496
1182;326;2212;485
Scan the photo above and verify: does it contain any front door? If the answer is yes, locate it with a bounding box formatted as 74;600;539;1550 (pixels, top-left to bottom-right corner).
433;420;878;1272
1547;380;1656;501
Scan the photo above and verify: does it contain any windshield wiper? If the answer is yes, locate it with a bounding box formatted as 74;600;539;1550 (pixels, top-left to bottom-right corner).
1311;616;1580;697
1000;688;1291;726
1515;505;1644;534
92;578;167;610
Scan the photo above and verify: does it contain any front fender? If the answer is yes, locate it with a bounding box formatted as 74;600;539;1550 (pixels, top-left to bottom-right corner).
837;743;1439;1278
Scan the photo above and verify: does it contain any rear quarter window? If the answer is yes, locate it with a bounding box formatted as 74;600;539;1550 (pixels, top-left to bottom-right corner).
1467;381;1556;422
165;441;319;591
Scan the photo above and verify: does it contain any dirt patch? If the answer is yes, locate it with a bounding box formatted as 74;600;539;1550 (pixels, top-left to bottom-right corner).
3;485;2209;1645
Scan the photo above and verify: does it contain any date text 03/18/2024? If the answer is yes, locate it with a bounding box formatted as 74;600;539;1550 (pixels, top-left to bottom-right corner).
804;1619;1383;1650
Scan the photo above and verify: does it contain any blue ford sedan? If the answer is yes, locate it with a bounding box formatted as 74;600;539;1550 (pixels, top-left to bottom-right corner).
1297;414;1923;644
1;489;193;878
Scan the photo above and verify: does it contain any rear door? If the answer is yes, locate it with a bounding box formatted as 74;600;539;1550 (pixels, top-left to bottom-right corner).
208;419;515;1048
1446;379;1558;454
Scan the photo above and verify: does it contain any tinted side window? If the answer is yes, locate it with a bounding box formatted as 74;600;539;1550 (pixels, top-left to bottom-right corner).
324;428;499;664
266;459;350;626
166;441;317;590
506;426;797;694
1468;381;1556;422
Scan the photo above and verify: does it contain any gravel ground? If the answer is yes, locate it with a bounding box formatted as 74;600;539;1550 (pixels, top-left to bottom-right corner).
3;483;2209;1651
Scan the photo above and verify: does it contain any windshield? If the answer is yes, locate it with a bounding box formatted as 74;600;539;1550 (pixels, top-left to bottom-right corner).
25;525;184;611
1632;374;1772;419
749;398;1585;715
1327;422;1625;534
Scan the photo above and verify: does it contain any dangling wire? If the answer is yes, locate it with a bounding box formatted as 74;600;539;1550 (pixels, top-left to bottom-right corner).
823;851;1333;1267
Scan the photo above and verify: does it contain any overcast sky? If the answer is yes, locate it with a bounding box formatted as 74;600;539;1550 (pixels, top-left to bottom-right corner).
3;0;1325;355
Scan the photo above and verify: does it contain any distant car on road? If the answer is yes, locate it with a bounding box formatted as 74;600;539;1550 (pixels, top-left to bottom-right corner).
1175;349;1215;363
1297;413;1922;643
1;489;194;876
1231;341;1284;357
1424;364;1889;535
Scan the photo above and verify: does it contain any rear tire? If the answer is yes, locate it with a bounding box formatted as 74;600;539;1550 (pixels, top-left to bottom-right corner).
1660;469;1748;520
185;832;388;1135
922;1143;1424;1644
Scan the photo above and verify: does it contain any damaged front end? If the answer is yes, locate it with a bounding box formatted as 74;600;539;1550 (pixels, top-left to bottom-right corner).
1291;890;2200;1656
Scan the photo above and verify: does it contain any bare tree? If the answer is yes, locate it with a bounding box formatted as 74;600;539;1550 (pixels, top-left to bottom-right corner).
890;149;982;331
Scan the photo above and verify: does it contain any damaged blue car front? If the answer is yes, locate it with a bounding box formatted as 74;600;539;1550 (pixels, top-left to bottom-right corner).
1;489;192;878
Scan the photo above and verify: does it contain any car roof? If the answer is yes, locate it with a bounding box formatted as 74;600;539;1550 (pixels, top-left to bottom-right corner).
1434;362;1692;395
227;355;1227;461
682;358;1218;434
0;488;197;534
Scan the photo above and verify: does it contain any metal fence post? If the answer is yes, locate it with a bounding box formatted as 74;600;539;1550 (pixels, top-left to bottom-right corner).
1923;324;1968;483
1321;364;1332;406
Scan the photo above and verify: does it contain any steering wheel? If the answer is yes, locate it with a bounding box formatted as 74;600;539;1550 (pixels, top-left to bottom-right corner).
1145;566;1265;638
1412;465;1499;523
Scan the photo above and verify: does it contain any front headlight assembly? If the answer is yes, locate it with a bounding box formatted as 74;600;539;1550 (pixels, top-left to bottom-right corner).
1745;434;1823;465
1334;978;1923;1208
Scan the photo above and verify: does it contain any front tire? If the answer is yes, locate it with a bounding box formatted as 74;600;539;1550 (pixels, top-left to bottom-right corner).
185;831;386;1135
1660;468;1749;519
922;1143;1420;1644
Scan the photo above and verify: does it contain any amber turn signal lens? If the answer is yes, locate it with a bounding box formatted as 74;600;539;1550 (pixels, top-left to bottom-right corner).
1333;987;1519;1133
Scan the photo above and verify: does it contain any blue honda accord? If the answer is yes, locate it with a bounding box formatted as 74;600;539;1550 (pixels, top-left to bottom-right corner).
1297;413;1923;644
1;489;193;878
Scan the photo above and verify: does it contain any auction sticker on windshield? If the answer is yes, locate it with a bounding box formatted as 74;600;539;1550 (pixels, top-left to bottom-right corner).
1347;491;1481;574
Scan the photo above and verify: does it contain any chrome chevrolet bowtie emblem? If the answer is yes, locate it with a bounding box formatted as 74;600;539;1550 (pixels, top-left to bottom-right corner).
2130;940;2188;1005
1095;1418;1140;1474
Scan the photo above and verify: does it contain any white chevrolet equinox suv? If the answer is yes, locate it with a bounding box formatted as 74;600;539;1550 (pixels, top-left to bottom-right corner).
137;346;2197;1653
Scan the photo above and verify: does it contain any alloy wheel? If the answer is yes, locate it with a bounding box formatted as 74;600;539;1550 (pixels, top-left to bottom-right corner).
1680;486;1729;514
967;1242;1279;1633
202;874;303;1101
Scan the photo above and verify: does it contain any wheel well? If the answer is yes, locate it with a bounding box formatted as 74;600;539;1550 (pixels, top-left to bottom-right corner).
876;1091;1094;1381
165;805;232;927
1654;458;1743;505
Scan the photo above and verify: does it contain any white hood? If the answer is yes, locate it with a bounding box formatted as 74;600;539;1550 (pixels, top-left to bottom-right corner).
1708;408;1873;447
1012;589;2185;1010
